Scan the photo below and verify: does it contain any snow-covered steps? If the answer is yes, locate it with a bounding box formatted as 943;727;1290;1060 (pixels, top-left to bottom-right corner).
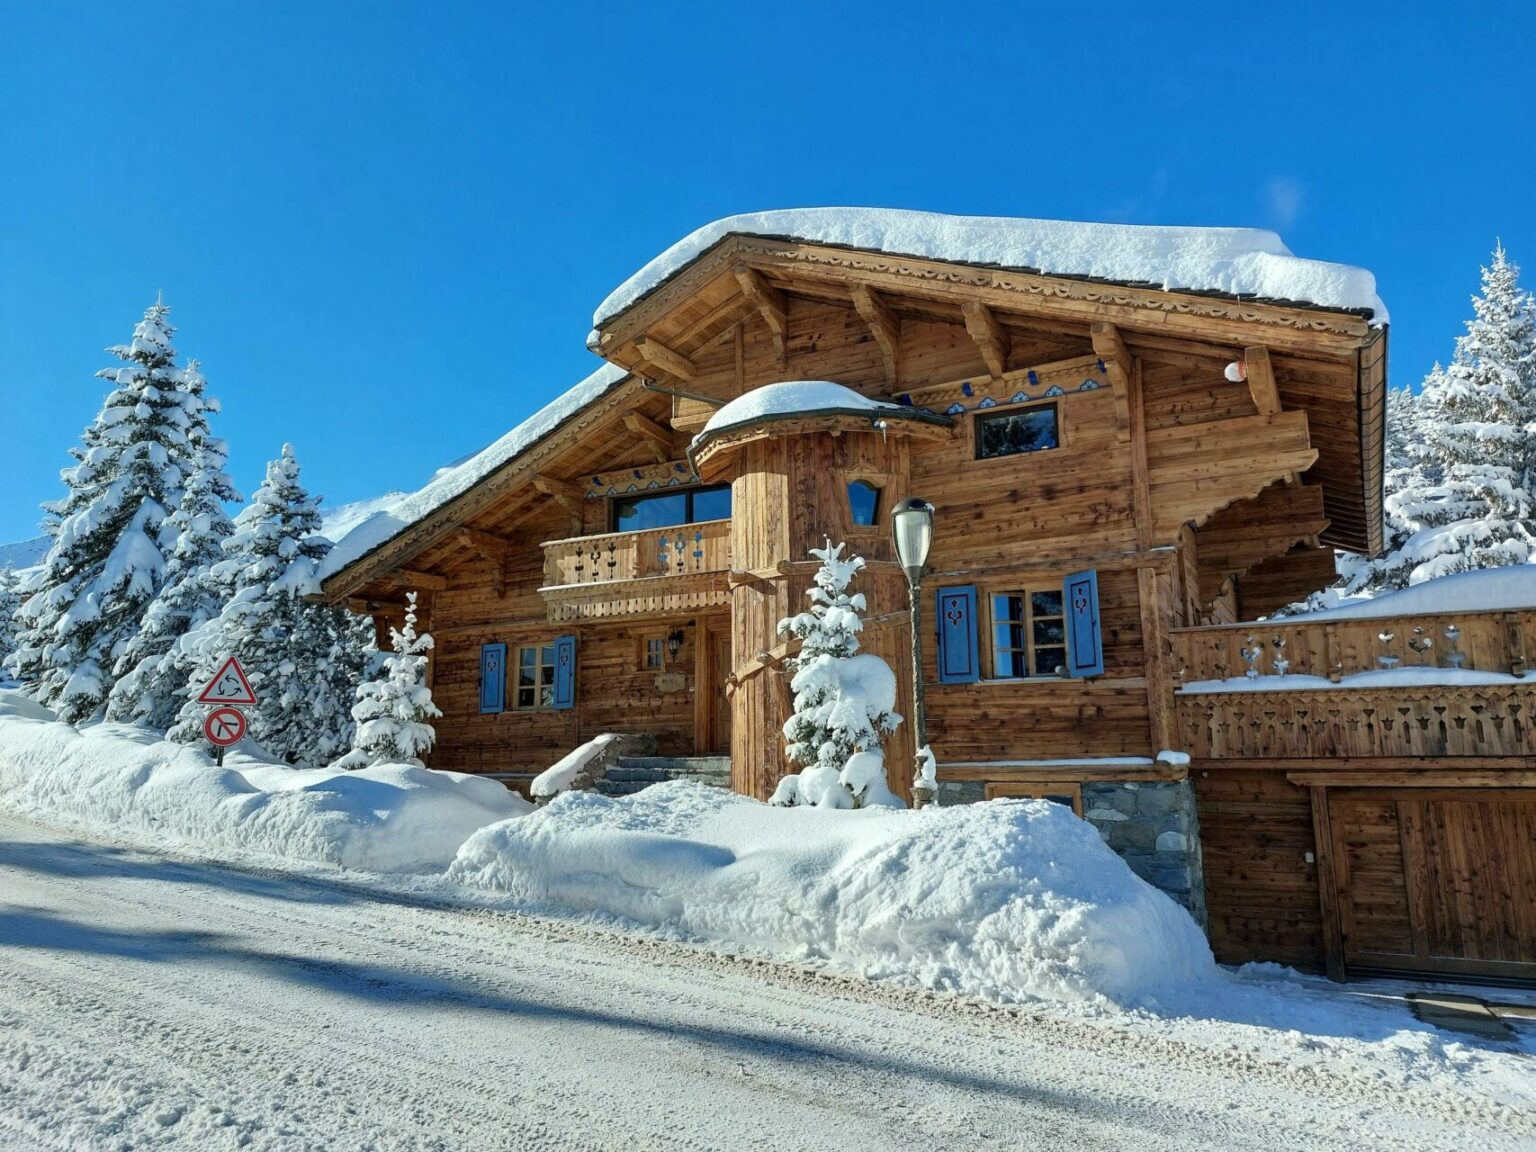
598;756;732;796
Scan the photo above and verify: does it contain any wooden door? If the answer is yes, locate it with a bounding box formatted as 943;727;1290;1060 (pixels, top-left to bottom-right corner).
1328;789;1536;980
707;629;732;756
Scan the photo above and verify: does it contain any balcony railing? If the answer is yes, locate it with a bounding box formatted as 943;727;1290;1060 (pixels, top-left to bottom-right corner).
539;519;732;622
1170;607;1536;760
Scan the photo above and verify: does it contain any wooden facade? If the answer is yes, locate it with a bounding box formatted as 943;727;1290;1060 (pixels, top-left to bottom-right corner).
318;220;1535;983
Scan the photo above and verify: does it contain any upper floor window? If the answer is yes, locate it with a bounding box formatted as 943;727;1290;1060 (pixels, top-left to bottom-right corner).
847;480;881;527
975;403;1059;460
612;484;731;533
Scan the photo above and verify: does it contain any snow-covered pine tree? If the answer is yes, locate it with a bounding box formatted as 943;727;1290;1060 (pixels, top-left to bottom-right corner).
1330;380;1426;598
5;301;207;721
0;565;22;679
106;435;240;729
335;591;442;769
168;445;371;764
770;540;903;809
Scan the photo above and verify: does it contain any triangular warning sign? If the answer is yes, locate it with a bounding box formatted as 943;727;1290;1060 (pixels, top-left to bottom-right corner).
197;655;258;705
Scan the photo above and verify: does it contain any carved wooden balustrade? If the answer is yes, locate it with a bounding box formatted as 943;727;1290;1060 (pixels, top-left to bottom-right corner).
539;519;732;622
1171;608;1536;760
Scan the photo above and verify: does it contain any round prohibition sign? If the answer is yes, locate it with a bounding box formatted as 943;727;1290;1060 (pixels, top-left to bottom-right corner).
203;706;248;748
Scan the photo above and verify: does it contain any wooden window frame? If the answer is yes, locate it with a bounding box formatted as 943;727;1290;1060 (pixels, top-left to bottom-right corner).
985;780;1084;816
836;469;890;539
513;642;559;711
985;586;1069;680
969;398;1063;464
639;633;668;672
608;483;732;534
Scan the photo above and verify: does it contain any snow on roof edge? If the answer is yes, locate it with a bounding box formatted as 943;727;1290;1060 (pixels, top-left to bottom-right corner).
690;380;940;450
589;208;1389;338
318;363;629;587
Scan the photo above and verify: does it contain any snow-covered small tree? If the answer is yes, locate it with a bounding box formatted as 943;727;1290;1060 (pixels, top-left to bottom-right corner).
335;592;442;769
770;540;902;809
0;565;22;679
5;301;204;720
168;445;371;764
107;436;240;729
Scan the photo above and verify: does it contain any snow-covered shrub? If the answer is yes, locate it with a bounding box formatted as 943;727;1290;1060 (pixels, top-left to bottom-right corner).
773;540;902;808
336;592;442;769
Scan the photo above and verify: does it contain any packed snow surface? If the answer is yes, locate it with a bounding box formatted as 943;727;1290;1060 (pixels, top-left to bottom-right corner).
450;779;1215;1006
592;208;1389;332
317;363;627;582
695;380;909;442
1291;564;1536;621
0;692;528;872
530;732;626;799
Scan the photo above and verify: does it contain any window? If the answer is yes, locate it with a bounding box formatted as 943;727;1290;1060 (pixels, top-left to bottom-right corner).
847;480;880;527
612;484;731;532
990;589;1068;678
985;780;1084;816
975;403;1059;460
643;635;666;671
515;643;558;709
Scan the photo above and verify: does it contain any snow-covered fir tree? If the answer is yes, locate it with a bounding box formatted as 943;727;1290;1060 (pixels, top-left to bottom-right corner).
168;445;371;764
106;435;240;729
770;540;902;809
1329;381;1424;598
5;300;212;721
0;565;22;679
335;592;442;769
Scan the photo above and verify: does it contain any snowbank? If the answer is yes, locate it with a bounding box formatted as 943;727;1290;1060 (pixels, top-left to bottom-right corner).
592;208;1388;333
0;694;529;872
530;733;626;799
450;780;1215;1006
1289;564;1536;621
316;363;628;583
695;380;909;443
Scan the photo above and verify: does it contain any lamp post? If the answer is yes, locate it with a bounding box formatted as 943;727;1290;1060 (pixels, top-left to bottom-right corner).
891;498;936;808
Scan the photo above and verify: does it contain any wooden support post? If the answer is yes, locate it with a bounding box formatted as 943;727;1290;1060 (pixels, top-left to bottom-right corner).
1307;785;1348;982
850;284;900;382
1325;623;1343;683
1243;345;1281;415
1507;612;1527;677
395;568;448;591
1090;321;1134;443
622;411;676;463
734;265;788;368
633;334;698;381
961;300;1009;381
1128;357;1153;551
1138;567;1173;753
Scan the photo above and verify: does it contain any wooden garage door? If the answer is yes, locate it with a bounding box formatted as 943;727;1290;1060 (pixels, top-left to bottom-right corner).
1329;789;1536;980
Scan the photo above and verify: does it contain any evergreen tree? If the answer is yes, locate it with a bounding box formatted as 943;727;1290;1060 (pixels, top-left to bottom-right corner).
5;301;206;721
335;591;442;769
168;445;370;764
0;565;22;680
771;540;902;809
106;435;240;728
1332;381;1427;598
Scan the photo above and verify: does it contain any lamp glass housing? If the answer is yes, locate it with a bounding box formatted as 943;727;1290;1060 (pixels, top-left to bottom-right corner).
891;498;935;582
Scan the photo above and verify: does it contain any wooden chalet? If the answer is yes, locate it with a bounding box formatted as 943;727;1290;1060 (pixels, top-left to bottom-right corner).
319;210;1536;984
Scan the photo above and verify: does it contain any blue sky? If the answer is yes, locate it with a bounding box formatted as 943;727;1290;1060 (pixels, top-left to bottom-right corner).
2;3;1532;544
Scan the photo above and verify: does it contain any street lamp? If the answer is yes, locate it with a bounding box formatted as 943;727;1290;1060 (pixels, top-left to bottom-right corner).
891;498;936;808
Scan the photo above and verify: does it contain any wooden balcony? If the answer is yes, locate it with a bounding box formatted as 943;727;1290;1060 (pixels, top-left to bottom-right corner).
539;519;732;622
1171;607;1536;761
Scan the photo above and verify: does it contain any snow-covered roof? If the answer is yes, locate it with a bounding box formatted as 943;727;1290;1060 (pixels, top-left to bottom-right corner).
692;380;922;448
318;364;628;585
591;208;1389;335
1288;565;1536;622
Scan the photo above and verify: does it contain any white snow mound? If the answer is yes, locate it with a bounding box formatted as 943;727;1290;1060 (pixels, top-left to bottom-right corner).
0;698;530;872
696;381;908;443
593;208;1388;332
449;779;1215;1005
1290;564;1536;621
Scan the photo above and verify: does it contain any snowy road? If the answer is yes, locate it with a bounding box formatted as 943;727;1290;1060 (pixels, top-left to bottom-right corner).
0;812;1530;1152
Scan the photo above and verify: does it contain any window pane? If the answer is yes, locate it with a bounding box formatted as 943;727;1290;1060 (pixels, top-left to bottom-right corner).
1034;647;1065;676
1042;794;1077;810
995;649;1029;678
1034;619;1066;646
613;491;687;532
517;665;535;688
519;647;535;668
539;685;555;707
1031;590;1064;617
516;687;535;708
847;480;879;527
690;485;732;522
992;593;1025;624
541;645;556;666
976;405;1060;460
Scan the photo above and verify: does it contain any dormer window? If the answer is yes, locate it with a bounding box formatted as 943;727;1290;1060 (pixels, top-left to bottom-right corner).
847;480;881;527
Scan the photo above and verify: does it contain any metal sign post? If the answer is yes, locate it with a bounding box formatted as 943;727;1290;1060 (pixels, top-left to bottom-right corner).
196;656;258;766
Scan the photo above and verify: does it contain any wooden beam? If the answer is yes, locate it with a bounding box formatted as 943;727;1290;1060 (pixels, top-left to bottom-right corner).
633;334;697;381
850;284;899;381
456;526;512;599
733;264;788;368
622;411;675;463
961;300;1009;380
1244;345;1281;415
531;473;585;534
394;568;448;591
1307;786;1347;982
1090;321;1134;443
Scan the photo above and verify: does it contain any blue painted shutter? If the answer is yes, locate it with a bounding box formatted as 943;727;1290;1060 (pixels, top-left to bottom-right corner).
935;585;980;684
552;634;577;710
1064;570;1104;678
479;643;507;714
